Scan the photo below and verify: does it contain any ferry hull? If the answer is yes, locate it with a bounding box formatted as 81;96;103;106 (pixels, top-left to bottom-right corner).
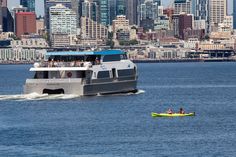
24;79;137;96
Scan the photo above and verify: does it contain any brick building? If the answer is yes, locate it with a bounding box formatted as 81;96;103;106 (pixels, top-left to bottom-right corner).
15;12;36;38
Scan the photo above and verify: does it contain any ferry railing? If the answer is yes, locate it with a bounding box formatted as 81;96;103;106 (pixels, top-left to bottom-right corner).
38;61;98;68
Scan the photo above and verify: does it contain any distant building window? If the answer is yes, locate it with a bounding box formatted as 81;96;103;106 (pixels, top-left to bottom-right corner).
97;71;110;79
118;69;135;77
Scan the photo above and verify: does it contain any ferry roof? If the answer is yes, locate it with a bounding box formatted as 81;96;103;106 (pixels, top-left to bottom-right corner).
46;50;125;56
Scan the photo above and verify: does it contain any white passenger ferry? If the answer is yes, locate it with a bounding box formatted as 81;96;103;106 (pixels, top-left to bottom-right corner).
24;50;138;96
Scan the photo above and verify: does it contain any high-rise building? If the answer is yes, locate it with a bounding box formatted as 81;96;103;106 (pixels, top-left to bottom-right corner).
81;16;108;39
109;0;116;24
192;0;209;32
20;0;35;12
209;0;226;31
174;0;192;14
192;0;208;20
233;0;236;29
154;0;161;6
108;0;126;24
0;2;3;32
179;13;193;39
116;0;125;15
138;0;160;25
44;0;72;30
11;5;27;33
49;4;77;36
2;7;14;32
71;0;79;27
99;0;110;25
15;12;36;38
82;0;99;22
125;0;138;25
112;15;129;37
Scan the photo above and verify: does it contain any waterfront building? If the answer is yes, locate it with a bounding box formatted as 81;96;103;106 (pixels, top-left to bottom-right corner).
49;4;77;37
210;31;231;40
0;32;14;40
80;16;108;40
183;38;199;49
0;48;46;62
15;12;36;38
99;0;110;25
234;0;236;29
11;38;48;48
198;41;226;50
218;16;233;32
125;0;138;25
82;0;99;22
20;0;35;12
174;0;192;14
209;0;227;32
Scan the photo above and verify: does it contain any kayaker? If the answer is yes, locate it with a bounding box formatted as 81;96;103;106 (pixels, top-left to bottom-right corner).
167;108;173;114
179;108;185;114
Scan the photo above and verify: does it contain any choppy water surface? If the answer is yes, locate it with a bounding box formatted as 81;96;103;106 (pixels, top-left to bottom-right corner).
0;63;236;156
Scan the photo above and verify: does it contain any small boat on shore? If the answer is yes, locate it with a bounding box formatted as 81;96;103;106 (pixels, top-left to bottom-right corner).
151;112;195;117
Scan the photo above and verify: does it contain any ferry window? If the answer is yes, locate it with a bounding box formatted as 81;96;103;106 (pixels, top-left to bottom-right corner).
118;69;135;77
103;55;121;62
97;71;110;79
50;71;59;78
34;71;48;79
76;71;86;78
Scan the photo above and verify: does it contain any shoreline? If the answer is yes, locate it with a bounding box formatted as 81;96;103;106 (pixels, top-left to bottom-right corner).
132;58;236;63
1;58;236;65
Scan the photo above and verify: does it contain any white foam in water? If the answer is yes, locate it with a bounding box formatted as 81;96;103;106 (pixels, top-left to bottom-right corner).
135;89;145;95
0;90;145;101
0;93;80;101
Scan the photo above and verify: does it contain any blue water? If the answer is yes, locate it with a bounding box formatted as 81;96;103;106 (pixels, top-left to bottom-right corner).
0;63;236;156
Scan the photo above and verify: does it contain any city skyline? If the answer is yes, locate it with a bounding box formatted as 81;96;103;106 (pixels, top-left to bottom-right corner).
7;0;233;16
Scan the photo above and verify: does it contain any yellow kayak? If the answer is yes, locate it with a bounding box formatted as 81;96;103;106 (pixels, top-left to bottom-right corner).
151;112;195;117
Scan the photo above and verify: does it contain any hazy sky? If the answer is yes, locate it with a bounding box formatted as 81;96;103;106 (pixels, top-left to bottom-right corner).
7;0;233;17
